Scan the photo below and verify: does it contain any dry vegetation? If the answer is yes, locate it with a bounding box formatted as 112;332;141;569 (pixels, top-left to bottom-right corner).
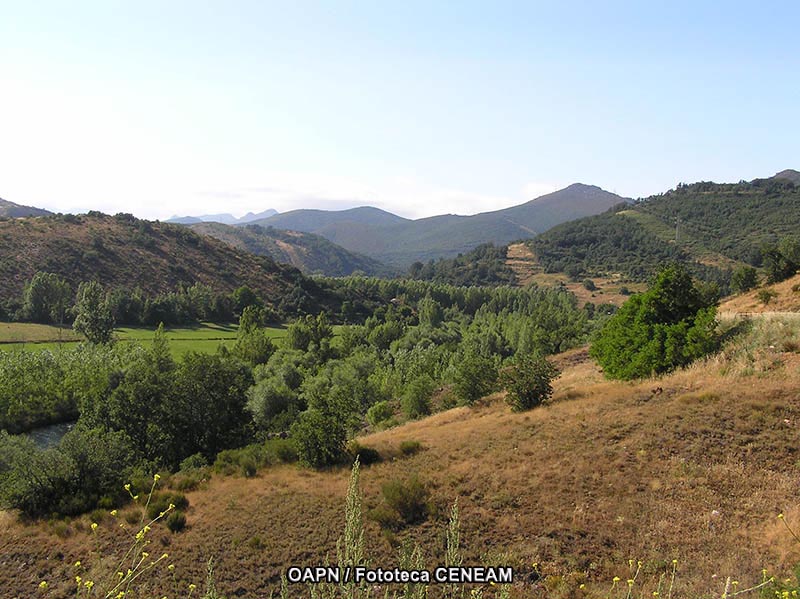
3;318;800;598
0;214;309;304
721;273;800;314
506;243;644;305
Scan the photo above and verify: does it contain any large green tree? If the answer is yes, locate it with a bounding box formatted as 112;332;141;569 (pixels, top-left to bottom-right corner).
73;281;116;344
21;272;72;324
590;265;719;380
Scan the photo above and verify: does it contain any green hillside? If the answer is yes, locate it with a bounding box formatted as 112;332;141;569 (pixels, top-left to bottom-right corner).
189;222;396;277
527;175;800;284
251;184;628;266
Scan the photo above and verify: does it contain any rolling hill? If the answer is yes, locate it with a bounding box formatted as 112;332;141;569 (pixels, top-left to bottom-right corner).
525;172;800;285
189;222;396;277
249;184;629;267
3;318;800;597
0;197;52;218
0;212;333;311
167;209;278;225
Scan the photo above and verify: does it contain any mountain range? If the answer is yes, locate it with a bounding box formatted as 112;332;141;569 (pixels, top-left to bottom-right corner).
246;183;629;266
188;222;396;278
0;197;52;218
166;209;278;225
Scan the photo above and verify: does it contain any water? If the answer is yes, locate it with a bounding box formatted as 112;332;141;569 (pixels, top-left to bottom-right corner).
26;421;76;449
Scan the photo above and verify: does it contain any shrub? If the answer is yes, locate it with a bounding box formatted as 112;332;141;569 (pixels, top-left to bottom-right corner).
500;354;560;411
590;265;719;380
399;440;422;456
401;375;435;418
452;354;498;404
582;279;597;291
214;445;264;476
381;476;430;526
758;288;778;305
264;438;298;464
165;510;186;533
368;504;402;531
366;400;394;426
146;492;189;521
172;470;209;492
731;265;758;293
290;409;346;468
179;453;208;471
346;442;382;466
240;456;258;477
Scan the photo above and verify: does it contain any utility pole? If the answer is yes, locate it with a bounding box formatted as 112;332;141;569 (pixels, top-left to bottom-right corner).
675;216;680;243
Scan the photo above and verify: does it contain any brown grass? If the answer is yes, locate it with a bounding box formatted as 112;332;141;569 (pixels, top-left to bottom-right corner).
720;273;800;314
505;243;645;305
3;329;800;597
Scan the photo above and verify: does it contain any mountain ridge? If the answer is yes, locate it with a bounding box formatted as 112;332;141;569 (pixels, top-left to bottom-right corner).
167;208;279;225
247;183;629;266
0;212;333;314
188;221;396;277
0;197;53;218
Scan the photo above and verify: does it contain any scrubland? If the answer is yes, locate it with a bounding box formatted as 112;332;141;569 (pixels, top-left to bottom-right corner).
2;316;800;598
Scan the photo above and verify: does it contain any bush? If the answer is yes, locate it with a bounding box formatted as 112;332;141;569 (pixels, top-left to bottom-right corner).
582;279;597;291
165;510;186;533
290;409;346;468
381;476;430;526
590;265;719;380
366;401;394;427
146;492;189;521
368;504;402;531
346;441;382;465
264;438;298;464
758;288;778;305
500;354;560;411
731;265;758;293
452;354;498;405
399;440;422;456
0;428;137;518
179;453;208;471
401;375;435;418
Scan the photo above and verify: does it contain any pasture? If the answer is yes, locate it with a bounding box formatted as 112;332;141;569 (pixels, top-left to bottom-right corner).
0;322;289;357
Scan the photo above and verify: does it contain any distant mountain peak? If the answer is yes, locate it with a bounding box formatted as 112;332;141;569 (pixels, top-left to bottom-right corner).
773;169;800;184
166;209;279;225
0;197;52;218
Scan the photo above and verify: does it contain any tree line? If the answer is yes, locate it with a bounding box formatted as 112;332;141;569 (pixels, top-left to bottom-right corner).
0;278;580;517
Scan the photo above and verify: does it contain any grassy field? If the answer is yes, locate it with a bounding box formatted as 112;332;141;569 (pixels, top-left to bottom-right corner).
3;318;800;597
0;322;289;358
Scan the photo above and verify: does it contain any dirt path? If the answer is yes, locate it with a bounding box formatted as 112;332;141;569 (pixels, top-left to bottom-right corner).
505;242;539;286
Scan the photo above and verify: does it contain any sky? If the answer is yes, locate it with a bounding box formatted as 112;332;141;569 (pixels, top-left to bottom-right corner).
1;1;798;220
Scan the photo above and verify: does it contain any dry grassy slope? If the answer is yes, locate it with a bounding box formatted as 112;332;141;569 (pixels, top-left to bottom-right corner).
506;243;644;305
720;273;800;314
0;214;318;306
4;324;800;598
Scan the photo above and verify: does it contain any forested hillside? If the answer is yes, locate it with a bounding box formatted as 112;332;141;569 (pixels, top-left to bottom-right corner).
251;184;628;266
528;175;800;284
406;243;517;286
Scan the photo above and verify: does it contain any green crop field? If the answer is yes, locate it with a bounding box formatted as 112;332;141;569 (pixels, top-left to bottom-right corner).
0;322;290;358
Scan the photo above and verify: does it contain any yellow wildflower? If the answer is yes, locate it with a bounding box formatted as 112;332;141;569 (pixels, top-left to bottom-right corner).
38;581;48;589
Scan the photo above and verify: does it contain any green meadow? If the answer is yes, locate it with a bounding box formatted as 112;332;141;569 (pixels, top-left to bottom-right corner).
0;322;289;358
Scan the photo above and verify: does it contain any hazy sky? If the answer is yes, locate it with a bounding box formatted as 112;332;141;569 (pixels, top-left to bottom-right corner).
2;1;798;220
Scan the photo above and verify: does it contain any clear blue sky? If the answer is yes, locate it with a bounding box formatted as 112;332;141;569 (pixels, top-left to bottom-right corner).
2;1;798;219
